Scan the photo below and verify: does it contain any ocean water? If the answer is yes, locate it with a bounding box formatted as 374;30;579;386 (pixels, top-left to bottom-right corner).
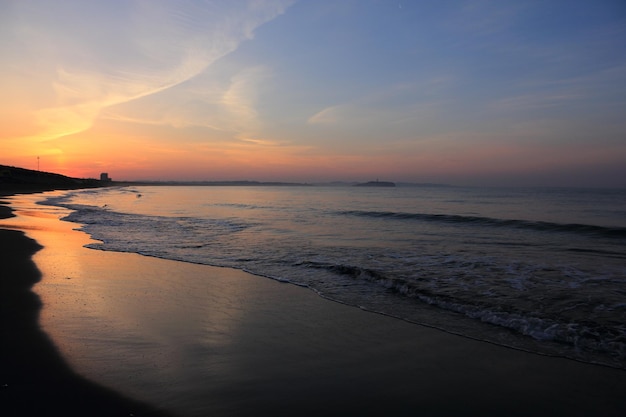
42;185;626;369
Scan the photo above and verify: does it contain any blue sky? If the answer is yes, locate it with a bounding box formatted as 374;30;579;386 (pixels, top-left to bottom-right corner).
2;0;626;186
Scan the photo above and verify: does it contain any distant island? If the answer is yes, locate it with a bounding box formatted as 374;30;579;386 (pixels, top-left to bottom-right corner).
354;181;396;187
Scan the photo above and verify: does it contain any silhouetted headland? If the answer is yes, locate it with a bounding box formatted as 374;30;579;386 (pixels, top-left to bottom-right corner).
0;164;108;193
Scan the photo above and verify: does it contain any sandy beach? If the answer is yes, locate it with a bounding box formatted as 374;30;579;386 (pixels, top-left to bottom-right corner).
0;190;173;417
2;189;626;417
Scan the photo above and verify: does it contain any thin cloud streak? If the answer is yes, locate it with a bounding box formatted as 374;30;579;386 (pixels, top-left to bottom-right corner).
6;0;293;143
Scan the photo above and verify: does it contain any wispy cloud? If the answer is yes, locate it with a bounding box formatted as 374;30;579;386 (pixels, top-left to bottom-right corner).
307;106;340;125
102;64;275;140
307;78;454;129
7;0;293;143
447;0;526;40
220;66;271;132
491;93;584;112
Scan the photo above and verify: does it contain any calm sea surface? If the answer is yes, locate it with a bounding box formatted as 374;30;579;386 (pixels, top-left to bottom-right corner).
42;185;626;368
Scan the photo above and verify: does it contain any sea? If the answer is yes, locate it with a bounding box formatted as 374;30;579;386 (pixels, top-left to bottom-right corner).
41;184;626;369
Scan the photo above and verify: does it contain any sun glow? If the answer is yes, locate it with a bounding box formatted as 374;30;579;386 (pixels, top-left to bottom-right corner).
2;1;625;187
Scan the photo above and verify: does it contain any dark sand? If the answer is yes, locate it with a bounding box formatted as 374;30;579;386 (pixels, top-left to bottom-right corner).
2;188;626;417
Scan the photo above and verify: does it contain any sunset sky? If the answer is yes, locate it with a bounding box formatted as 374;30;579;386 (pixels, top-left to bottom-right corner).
2;1;625;187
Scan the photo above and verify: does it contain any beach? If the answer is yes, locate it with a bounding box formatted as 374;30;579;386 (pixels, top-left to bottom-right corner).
1;190;174;417
2;189;626;417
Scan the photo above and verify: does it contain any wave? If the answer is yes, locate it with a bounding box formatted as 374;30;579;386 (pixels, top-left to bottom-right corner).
298;260;626;367
566;247;626;258
337;210;626;238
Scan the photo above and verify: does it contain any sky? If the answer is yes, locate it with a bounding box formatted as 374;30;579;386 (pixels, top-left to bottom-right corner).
2;0;625;187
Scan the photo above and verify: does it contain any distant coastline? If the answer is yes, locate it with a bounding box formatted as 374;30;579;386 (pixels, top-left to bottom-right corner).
354;180;396;187
1;163;455;191
120;180;312;187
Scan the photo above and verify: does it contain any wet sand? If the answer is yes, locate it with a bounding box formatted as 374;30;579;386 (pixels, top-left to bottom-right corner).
0;191;172;416
2;189;626;416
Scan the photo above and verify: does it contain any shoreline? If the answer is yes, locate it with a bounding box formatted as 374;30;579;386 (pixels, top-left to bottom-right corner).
2;187;626;416
0;189;172;417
